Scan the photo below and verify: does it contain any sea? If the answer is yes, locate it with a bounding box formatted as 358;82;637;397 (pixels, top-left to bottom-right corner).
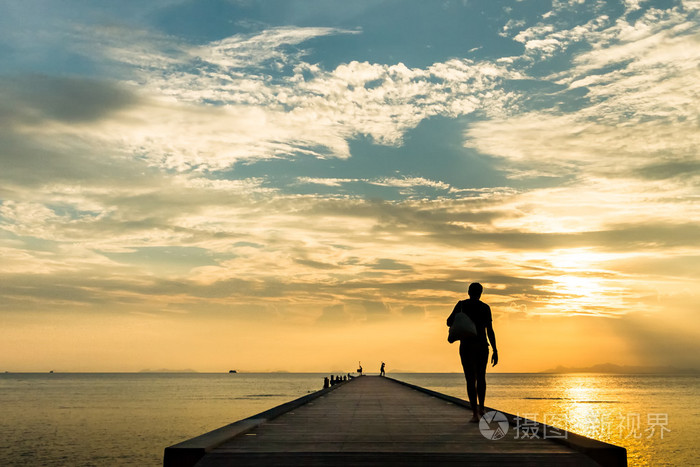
0;372;697;466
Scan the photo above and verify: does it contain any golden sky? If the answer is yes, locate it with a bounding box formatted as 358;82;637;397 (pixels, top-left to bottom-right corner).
1;0;699;372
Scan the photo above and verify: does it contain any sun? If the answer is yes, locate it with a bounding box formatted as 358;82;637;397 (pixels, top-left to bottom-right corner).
535;249;626;316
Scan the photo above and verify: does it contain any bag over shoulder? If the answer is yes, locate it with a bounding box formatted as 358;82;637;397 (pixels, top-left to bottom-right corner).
447;308;477;343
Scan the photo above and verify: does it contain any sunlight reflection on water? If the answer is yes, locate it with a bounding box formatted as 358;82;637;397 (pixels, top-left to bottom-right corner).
400;372;699;467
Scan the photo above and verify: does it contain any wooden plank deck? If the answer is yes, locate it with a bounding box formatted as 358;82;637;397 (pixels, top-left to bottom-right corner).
164;376;626;467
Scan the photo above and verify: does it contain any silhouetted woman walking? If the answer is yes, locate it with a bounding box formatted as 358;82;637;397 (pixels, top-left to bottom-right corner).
446;282;498;422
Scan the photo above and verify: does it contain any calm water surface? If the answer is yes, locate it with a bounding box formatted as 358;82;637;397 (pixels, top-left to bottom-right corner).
400;373;699;467
0;373;696;466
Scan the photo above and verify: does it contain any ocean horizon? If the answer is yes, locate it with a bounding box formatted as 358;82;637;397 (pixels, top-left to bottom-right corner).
1;372;697;466
6;361;699;374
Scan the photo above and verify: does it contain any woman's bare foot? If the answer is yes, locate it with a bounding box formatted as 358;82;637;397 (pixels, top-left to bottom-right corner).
469;413;480;423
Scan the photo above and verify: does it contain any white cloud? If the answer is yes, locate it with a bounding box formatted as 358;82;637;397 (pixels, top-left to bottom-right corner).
82;27;523;167
368;177;451;190
500;18;527;37
20;93;353;170
512;15;611;57
0;201;61;238
195;27;360;70
467;1;700;181
296;176;459;193
296;177;357;187
465;112;700;177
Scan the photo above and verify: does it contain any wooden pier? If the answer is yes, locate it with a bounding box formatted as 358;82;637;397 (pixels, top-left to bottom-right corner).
164;376;626;467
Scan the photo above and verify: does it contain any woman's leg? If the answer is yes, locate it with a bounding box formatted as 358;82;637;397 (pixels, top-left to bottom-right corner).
476;346;489;414
459;343;479;421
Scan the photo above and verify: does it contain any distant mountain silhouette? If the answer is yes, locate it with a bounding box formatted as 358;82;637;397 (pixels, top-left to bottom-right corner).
540;363;699;374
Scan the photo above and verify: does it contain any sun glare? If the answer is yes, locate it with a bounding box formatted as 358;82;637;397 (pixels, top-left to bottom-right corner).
524;249;627;316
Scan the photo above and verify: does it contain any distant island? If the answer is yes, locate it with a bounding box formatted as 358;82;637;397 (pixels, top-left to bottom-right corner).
540;363;699;374
229;370;237;373
139;368;198;373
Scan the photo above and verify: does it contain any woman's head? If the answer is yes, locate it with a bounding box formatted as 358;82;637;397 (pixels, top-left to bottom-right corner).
468;282;483;299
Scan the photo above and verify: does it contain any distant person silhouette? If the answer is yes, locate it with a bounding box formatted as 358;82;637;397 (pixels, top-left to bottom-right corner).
446;282;498;423
380;362;386;376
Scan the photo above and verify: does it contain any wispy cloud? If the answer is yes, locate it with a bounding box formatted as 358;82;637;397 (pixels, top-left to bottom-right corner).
80;27;523;168
195;26;361;69
466;1;700;182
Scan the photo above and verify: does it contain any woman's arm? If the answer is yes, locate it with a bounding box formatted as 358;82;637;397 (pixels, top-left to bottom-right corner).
487;323;498;366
